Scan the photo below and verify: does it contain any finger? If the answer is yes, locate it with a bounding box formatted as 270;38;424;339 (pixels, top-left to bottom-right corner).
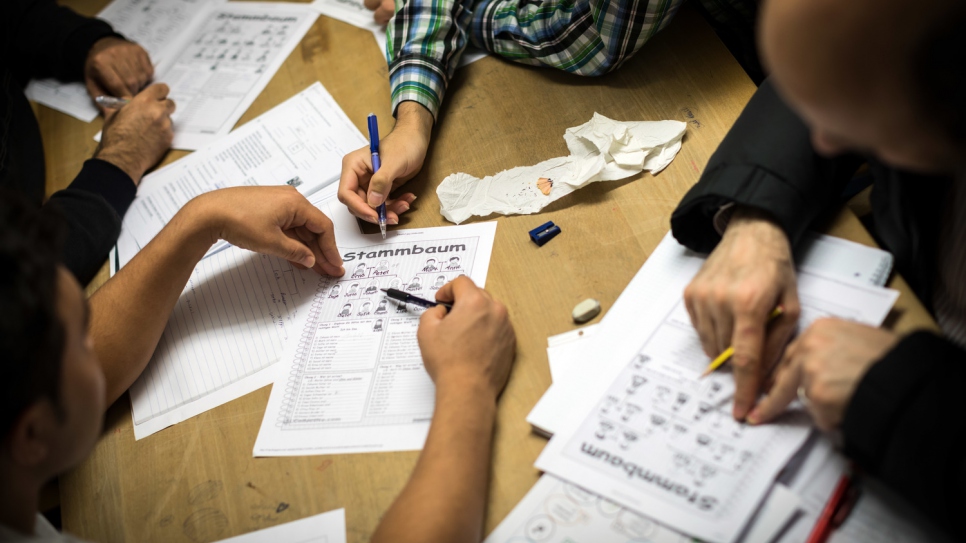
367;164;401;208
97;67;132;99
363;0;381;10
746;353;802;424
420;304;448;327
709;301;735;354
434;276;477;304
374;5;394;25
139;83;170;101
138;49;155;83
338;154;379;222
762;295;801;369
85;79;109;109
691;302;718;358
387;198;412;218
260;230;316;268
730;307;770;420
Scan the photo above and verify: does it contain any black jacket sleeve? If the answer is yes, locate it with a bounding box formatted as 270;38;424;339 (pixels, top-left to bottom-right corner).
842;331;966;538
44;159;136;285
3;0;122;83
670;79;866;253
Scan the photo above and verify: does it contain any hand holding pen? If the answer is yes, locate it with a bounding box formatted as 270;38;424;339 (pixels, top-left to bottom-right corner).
367;114;388;238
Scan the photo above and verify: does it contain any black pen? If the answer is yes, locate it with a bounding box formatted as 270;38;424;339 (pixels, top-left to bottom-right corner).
381;288;452;312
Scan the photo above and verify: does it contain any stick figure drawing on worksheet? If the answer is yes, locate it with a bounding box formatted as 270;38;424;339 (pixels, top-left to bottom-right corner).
375;299;388;315
422;258;438;272
328;284;341;298
338;303;352;317
346;283;359;297
445;256;461;270
375;260;390;275
364;280;379;295
431;275;446;290
373;318;384;332
351;263;367;278
407;276;422;292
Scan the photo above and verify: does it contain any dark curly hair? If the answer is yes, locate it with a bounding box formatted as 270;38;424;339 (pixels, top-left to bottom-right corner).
0;191;66;438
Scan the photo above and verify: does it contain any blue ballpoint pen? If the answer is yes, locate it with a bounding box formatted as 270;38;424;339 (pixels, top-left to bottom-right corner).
367;113;387;239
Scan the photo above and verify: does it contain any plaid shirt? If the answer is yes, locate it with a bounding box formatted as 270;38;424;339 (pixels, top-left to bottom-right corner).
387;0;756;119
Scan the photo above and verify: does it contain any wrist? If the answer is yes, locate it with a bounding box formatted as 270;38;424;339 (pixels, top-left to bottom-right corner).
725;206;786;239
93;149;142;185
178;194;224;248
434;369;499;407
394;102;434;143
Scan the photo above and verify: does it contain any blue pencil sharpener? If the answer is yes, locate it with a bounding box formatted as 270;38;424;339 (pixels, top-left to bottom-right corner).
529;221;561;247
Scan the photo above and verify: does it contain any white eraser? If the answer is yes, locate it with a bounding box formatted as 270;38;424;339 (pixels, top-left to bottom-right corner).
572;298;601;323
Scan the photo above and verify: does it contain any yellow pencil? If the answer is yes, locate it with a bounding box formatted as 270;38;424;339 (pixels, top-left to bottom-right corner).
700;306;785;378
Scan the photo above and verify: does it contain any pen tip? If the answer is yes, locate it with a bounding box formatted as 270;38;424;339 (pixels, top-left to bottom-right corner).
380;288;388;292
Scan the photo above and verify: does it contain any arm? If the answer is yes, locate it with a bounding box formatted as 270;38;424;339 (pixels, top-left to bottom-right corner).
6;0;121;82
371;277;516;543
41;84;176;285
670;78;865;253
672;79;865;420
841;331;966;537
468;0;684;74
88;186;345;405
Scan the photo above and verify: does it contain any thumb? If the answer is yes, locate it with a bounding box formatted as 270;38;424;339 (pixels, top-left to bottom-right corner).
367;161;404;207
264;230;315;268
420;304;448;328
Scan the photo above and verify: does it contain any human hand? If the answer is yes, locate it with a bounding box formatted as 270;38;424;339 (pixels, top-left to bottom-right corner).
364;0;395;25
338;102;433;224
84;37;154;101
683;207;801;420
417;276;516;399
94;84;175;185
192;186;345;277
748;318;898;430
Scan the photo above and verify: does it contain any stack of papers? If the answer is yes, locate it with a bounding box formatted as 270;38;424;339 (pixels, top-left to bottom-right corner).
483;232;943;542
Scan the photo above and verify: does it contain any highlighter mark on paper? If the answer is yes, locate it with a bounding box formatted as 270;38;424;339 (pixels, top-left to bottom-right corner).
537;177;554;195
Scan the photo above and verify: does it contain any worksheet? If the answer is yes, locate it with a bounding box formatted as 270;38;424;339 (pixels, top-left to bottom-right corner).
529;232;897;436
534;233;900;543
484;475;691;543
253;222;497;456
25;0;219;122
309;0;487;67
119;82;366;264
160;2;319;149
128;186;360;440
214;508;345;543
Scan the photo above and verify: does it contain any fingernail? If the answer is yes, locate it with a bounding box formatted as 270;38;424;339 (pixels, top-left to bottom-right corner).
400;202;410;212
368;192;385;206
410;195;418;201
301;255;315;268
746;409;760;425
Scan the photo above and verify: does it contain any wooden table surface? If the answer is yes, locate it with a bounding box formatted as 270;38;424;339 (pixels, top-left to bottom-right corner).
37;1;938;542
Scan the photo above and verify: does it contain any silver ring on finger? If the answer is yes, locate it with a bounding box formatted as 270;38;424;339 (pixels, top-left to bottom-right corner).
797;386;811;409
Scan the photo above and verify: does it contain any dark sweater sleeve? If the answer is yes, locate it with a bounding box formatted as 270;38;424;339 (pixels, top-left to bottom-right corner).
670;79;865;253
44;159;135;285
6;0;123;82
842;331;966;538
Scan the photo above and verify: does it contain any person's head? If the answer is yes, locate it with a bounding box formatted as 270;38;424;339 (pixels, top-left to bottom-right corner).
759;0;966;173
0;195;105;489
449;257;460;266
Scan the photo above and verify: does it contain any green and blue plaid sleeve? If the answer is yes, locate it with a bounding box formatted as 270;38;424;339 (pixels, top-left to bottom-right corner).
387;0;476;119
469;0;685;74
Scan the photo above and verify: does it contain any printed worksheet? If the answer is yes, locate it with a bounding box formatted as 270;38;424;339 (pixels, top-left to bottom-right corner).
128;186;360;439
160;3;318;149
535;233;900;543
120;82;366;264
25;0;219;122
253;222;497;456
485;475;691;543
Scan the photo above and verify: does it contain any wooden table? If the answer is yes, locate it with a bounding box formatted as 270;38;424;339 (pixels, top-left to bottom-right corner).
38;2;938;542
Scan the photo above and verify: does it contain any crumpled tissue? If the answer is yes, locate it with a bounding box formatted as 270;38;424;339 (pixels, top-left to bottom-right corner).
437;113;687;224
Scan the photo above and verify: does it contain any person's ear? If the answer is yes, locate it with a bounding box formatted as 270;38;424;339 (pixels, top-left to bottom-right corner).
7;401;57;468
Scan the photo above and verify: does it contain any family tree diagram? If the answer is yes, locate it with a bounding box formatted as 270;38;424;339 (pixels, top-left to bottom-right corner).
275;237;479;431
563;300;810;520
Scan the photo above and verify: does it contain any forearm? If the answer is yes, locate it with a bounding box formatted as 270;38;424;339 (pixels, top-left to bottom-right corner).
469;0;683;74
371;379;497;543
88;198;215;405
388;0;473;118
